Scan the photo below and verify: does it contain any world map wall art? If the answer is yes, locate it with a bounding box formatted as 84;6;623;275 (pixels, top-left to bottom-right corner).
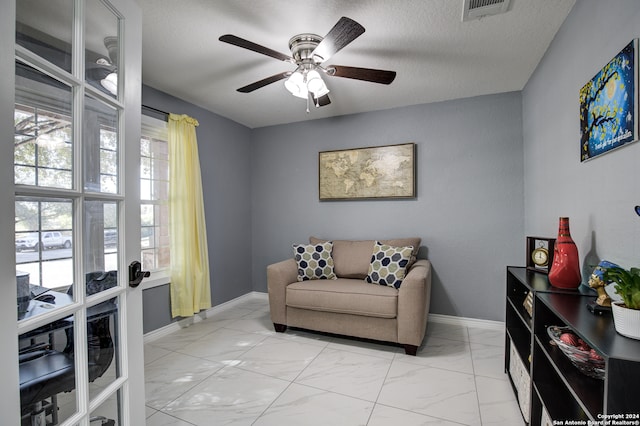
318;143;416;200
580;39;638;162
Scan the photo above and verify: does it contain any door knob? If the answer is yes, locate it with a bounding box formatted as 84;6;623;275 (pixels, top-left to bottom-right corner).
128;261;150;288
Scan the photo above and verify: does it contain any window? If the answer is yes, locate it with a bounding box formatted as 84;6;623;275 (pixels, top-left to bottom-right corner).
99;127;118;193
14;104;73;188
140;115;170;272
15;197;73;289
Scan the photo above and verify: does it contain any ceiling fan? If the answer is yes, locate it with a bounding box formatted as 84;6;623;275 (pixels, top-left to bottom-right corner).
219;17;397;110
86;36;119;96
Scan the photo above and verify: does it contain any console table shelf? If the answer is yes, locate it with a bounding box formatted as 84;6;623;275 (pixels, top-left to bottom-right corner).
505;266;640;425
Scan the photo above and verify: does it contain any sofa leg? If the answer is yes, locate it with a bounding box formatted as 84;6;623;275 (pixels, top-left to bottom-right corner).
403;344;418;356
273;323;287;333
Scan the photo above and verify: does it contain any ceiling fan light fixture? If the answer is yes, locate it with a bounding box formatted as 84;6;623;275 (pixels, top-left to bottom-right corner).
284;71;308;99
311;82;330;98
285;68;329;100
306;69;324;93
100;72;118;95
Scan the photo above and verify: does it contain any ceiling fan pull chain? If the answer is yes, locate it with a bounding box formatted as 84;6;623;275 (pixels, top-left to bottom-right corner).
305;72;310;113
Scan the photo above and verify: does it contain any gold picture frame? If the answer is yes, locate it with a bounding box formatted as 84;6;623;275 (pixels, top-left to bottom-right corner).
319;143;416;200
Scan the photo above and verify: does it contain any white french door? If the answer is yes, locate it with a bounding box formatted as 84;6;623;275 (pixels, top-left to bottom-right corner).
0;0;145;425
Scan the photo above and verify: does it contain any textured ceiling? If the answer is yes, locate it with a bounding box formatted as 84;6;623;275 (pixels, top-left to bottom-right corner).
140;0;575;128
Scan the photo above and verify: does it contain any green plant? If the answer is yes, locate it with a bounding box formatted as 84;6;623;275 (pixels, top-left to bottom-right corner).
603;266;640;310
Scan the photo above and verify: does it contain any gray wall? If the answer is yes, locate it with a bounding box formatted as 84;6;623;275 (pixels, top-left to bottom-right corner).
523;0;640;270
142;285;172;334
141;85;253;331
251;92;524;322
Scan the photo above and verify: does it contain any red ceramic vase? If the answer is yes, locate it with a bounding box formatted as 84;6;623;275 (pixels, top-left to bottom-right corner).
548;217;581;289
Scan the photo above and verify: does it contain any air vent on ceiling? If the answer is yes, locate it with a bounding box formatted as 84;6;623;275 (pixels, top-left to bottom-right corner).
462;0;511;21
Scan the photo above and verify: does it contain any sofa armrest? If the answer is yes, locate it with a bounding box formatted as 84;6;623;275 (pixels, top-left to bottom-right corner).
267;258;298;325
397;259;432;347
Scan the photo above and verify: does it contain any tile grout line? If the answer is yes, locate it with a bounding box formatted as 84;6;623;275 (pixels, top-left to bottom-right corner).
145;310;269;418
147;409;200;425
164;308;275;424
252;335;306;423
467;325;486;426
250;323;332;424
147;345;228;415
365;348;398;425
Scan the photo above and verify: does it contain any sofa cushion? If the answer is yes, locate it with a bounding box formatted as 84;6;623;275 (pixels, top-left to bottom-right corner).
309;237;421;279
286;278;398;318
292;242;337;281
366;242;413;289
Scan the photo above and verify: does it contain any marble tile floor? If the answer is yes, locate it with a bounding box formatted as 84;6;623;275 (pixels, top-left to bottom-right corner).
144;297;525;426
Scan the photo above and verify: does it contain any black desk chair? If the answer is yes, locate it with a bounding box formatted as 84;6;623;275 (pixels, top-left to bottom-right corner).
19;271;117;426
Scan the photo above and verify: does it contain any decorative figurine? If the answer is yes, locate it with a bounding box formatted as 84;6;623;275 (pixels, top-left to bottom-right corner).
586;260;619;314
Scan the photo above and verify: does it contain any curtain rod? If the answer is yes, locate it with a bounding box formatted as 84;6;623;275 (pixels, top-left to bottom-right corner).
142;104;169;120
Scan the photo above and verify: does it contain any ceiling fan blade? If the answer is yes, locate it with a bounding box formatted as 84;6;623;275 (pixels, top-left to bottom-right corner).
314;94;331;107
219;34;293;63
328;65;396;85
312;17;365;62
237;72;291;93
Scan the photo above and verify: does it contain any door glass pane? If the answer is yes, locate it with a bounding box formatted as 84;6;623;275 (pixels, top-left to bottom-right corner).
88;297;120;401
15;62;73;189
19;319;77;425
82;197;120;400
85;0;119;98
90;390;122;426
84;200;119;291
84;96;118;193
16;197;74;321
16;0;74;72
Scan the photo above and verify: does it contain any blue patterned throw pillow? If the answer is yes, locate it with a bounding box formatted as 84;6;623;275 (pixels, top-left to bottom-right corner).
366;241;414;289
293;242;337;281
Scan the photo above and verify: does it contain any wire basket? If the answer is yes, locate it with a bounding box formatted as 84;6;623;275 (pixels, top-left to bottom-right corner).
547;325;605;380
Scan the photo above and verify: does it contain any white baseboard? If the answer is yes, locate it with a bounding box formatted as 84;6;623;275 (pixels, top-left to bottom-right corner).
428;313;504;330
143;291;268;343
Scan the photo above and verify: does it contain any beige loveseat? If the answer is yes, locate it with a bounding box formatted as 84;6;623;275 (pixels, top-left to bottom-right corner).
267;237;432;355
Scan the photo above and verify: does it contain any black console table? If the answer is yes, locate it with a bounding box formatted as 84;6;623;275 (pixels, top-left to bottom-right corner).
505;266;640;425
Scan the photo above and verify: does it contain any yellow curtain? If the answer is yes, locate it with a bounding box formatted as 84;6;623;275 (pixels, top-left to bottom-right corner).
168;113;211;317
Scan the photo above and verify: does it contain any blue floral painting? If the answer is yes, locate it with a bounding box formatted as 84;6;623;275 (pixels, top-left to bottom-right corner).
580;40;637;162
